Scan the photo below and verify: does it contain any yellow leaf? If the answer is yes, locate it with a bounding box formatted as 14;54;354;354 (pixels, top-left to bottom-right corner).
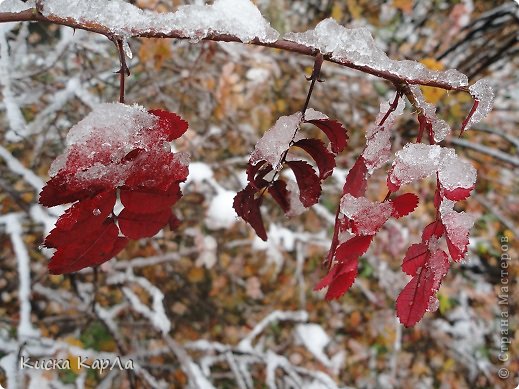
331;4;343;21
64;337;84;374
187;267;205;283
138;38;172;71
346;0;362;20
393;0;413;14
420;58;446;104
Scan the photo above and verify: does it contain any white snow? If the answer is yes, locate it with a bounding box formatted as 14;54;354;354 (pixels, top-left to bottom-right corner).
340;194;393;235
389;144;447;187
285;18;468;88
441;209;476;252
464;78;495;130
295;324;332;367
438;153;477;191
0;0;35;13
285;179;306;217
41;0;279;43
303;108;328;121
48;103;188;189
206;189;237;229
250;112;302;169
362;93;405;171
409;85;451;142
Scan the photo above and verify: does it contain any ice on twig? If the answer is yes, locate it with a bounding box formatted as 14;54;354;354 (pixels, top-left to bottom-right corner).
250;112;302;169
285;19;468;88
41;0;279;43
362;93;405;171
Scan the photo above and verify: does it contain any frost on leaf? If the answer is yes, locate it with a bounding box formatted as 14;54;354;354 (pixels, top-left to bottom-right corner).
285;18;468;88
40;104;189;273
440;204;476;262
235;111;347;240
362;93;405;171
340;194;392;235
438;150;476;201
460;78;495;134
41;0;279;43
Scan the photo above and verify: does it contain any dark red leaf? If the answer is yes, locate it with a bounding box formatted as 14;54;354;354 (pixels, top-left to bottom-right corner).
292;138;336;179
306;118;348;154
286;160;321;207
118;208;172;239
149;109;188;141
396;250;449;327
334;235;373;262
315;258;358;300
247;160;272;190
45;191;116;248
268;179;290;213
402;243;428;276
343;156;368;197
233;185;267;241
48;220;127;274
391;193;419;218
120;183;181;214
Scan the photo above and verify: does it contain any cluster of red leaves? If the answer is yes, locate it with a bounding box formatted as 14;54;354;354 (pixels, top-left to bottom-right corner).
39;109;188;274
233;115;348;240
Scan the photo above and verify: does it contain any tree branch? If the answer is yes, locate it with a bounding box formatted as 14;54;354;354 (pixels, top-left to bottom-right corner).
0;8;470;93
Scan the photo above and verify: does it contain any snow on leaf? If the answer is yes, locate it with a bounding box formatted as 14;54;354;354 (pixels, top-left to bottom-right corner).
292;138;335;179
441;210;476;262
438;153;476;199
460;78;495;134
250;112;302;169
305;118;348;154
340;194;392;235
233;185;267;241
286;160;321;207
391;193;419;218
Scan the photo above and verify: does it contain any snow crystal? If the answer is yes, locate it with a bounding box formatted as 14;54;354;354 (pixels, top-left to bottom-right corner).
250;112;302;168
362;93;405;171
464;78;495;130
49;103;188;188
438;153;477;191
409;85;451;142
304;108;328;121
441;210;476;251
426;295;440;312
389;144;451;187
41;0;279;43
0;0;35;13
340;194;392;235
285;19;468;88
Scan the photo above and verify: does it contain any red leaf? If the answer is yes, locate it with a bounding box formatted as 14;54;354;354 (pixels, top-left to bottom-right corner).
120;183;181;214
268;179;290;213
45;191;116;248
233;185;267;241
422;220;445;242
334;235;373;262
149;109;188;141
48;220;127;274
396;250;449;327
325;267;358;300
446;236;465;262
292;138;336;179
343;156;368;197
442;187;473;201
391;193;419;218
402;243;428;276
247;160;272;190
286;160;321;207
306;118;348;154
118;208;171;239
